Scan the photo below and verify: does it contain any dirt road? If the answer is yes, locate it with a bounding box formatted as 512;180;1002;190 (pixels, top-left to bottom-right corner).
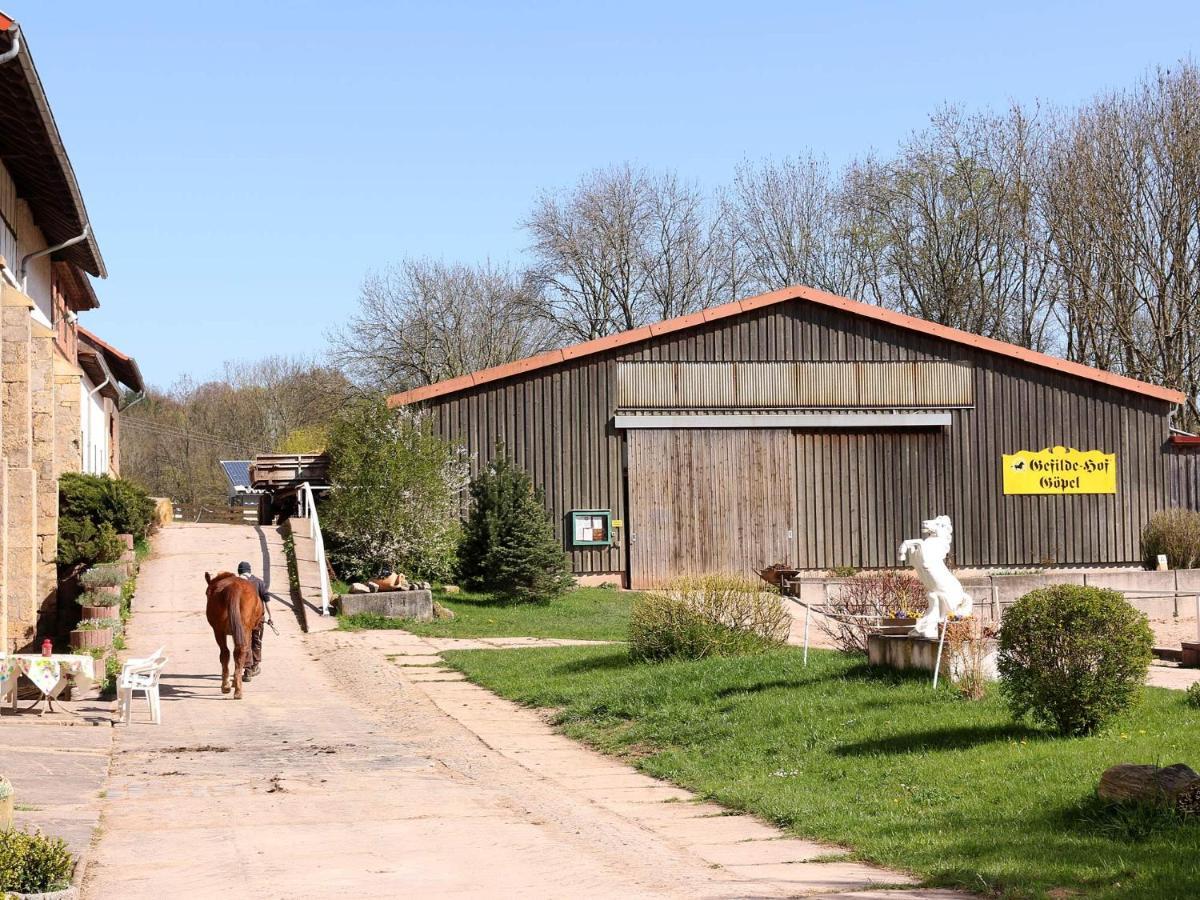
82;524;958;899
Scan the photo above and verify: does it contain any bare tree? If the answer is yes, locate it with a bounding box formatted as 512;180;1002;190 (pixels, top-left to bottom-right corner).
1045;63;1200;422
727;154;863;298
329;259;555;393
524;165;726;339
843;106;1058;350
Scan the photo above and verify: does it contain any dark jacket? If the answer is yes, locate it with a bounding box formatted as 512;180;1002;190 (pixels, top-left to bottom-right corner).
240;573;269;603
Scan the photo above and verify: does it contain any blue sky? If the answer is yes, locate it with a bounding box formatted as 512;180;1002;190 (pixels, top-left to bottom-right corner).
17;1;1200;388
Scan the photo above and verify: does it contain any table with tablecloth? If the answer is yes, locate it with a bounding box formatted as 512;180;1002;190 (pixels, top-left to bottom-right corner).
0;654;96;710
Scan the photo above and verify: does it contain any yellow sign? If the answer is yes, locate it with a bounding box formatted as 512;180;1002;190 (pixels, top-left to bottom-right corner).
1003;446;1116;495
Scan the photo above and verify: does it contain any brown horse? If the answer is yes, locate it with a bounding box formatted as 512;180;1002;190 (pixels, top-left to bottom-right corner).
204;571;264;699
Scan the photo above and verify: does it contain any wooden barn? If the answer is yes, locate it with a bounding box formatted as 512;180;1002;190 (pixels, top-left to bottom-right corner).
389;285;1190;588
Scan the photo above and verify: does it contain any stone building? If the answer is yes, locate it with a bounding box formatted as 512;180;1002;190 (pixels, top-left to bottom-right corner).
0;14;143;650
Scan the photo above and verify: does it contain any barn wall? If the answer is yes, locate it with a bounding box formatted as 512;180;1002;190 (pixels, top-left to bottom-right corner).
424;302;1175;576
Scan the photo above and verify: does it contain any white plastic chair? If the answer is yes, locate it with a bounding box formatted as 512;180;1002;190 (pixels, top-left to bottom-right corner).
117;649;167;725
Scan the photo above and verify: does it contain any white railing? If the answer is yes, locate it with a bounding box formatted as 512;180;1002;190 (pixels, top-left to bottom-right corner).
297;481;332;616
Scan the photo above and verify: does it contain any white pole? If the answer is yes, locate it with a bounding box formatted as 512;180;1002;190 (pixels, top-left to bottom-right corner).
932;618;949;689
1195;593;1199;643
803;601;811;667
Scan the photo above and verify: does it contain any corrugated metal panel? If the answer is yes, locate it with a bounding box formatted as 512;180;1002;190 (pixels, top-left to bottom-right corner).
616;361;974;409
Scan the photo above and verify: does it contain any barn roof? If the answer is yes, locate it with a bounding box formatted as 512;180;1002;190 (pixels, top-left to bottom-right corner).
387;284;1188;408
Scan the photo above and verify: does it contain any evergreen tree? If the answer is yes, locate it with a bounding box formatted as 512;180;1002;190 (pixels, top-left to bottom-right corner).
458;455;573;602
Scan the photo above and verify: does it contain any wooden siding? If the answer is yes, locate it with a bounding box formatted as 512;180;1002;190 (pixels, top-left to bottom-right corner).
426;301;1175;577
617;361;974;409
1167;447;1200;509
628;429;796;585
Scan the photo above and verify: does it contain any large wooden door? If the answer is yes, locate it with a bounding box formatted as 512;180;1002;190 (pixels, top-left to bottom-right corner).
626;429;797;588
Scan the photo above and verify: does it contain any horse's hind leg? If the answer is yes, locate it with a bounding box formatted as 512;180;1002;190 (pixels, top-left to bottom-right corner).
217;634;231;694
232;642;245;700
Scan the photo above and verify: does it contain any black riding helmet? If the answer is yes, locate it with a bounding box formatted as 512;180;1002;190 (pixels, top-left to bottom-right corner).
237;561;251;575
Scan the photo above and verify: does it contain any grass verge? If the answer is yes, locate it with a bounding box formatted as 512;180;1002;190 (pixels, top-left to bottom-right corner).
337;587;634;641
442;644;1200;899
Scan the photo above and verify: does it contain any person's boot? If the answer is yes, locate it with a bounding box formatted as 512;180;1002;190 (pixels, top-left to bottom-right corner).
245;664;261;680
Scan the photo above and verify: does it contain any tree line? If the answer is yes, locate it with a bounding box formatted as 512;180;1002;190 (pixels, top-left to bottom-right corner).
332;62;1200;423
120;357;350;507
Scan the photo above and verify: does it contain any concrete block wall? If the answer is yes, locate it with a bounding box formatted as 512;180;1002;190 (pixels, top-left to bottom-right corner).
797;568;1200;632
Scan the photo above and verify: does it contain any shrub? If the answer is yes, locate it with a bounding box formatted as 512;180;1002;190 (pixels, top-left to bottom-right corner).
997;585;1153;736
323;397;469;581
629;575;790;662
818;570;927;653
457;454;573;602
79;565;127;589
59;472;155;540
58;473;153;567
1140;508;1200;569
1186;682;1200;710
0;829;73;894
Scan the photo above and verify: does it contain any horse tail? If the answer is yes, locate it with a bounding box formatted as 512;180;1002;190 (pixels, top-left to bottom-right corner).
228;587;246;647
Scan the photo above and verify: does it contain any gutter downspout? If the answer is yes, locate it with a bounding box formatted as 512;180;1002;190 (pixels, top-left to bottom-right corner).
0;25;20;67
19;224;90;292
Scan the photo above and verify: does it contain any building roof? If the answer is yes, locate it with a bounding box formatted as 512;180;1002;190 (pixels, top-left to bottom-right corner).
54;261;98;311
0;14;105;277
77;327;144;393
387;284;1188;408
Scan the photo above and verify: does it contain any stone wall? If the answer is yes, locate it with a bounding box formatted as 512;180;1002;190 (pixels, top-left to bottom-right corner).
0;283;86;650
4;286;36;648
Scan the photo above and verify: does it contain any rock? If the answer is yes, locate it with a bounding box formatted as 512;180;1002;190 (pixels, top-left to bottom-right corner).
1099;763;1200;815
442;584;460;594
433;601;456;620
348;582;371;594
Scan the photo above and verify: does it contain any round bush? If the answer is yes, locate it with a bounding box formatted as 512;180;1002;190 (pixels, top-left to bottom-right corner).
997;585;1153;735
0;829;73;894
629;575;790;662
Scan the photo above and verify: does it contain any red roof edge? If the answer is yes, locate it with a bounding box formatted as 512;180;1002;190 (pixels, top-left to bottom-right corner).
1171;434;1200;446
387;284;1188;408
77;326;144;392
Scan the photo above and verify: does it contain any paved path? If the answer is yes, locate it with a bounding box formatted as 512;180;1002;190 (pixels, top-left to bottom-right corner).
81;523;963;899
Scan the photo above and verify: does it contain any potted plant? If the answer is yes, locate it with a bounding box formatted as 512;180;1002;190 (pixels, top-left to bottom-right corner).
78;565;125;598
67;621;112;652
77;590;119;624
0;828;75;899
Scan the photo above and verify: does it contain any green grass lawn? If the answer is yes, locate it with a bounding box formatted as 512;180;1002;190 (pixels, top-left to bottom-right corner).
442;645;1200;899
337;587;635;641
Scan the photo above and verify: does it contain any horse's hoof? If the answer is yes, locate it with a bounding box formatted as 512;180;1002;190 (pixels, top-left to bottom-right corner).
221;685;231;694
234;692;243;700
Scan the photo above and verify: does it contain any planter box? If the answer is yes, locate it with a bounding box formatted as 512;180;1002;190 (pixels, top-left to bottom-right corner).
340;589;433;621
1183;641;1200;668
69;627;113;651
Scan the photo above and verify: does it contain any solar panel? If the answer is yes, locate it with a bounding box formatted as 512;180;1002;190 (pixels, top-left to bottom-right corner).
219;460;253;489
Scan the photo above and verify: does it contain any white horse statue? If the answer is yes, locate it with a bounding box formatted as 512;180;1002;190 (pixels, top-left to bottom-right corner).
898;515;973;639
